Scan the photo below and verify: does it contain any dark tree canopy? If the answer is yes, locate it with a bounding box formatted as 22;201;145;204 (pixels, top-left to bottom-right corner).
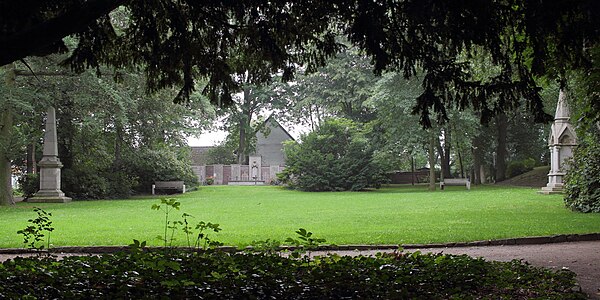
2;0;598;126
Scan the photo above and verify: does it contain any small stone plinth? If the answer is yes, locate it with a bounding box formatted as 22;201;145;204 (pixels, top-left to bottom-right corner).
28;196;72;203
29;190;71;203
539;178;565;194
538;187;564;195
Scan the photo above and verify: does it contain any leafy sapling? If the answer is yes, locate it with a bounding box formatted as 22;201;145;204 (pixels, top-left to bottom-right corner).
129;239;147;254
151;198;181;247
285;228;326;258
195;221;222;250
150;198;223;249
17;207;55;253
181;213;194;248
248;239;282;255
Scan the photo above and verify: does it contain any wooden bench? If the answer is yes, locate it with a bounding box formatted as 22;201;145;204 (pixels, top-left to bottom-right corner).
440;178;471;190
152;181;186;195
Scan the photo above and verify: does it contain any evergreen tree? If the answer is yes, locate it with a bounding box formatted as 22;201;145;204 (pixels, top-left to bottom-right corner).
280;118;387;191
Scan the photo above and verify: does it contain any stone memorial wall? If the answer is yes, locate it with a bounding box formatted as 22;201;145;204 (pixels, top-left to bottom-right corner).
192;164;284;185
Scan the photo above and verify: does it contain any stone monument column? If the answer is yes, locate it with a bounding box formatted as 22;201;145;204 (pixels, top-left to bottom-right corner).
29;107;71;203
540;88;577;194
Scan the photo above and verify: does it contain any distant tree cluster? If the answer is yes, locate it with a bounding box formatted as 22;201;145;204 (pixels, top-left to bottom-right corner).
6;55;210;200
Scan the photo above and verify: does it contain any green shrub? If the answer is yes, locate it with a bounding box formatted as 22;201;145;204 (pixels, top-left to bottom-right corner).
506;158;536;178
17;173;39;199
107;171;138;198
564;130;600;212
62;168;110;199
280;118;387;191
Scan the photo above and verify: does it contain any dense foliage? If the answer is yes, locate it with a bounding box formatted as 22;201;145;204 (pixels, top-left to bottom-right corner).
564;130;600;213
0;250;585;299
2;1;598;125
563;45;600;213
4;56;208;200
506;158;536;178
279;118;387;191
204;143;238;165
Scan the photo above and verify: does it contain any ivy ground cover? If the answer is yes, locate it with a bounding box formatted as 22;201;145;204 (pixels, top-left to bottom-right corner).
0;250;586;299
1;185;600;248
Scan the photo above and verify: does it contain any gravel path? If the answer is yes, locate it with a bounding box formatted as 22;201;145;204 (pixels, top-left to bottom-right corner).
2;240;599;299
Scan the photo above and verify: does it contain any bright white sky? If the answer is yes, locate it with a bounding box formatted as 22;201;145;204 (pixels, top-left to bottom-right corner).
187;122;308;147
187;130;227;147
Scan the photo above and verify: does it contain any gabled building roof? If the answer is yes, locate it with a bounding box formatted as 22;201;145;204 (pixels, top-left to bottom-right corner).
190;115;294;166
261;114;296;142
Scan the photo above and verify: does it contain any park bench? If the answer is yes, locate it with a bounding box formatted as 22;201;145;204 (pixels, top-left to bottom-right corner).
440;178;471;190
152;181;186;195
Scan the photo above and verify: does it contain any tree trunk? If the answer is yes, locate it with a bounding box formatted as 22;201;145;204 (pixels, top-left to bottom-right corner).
308;105;315;131
56;99;74;170
472;142;481;185
471;135;484;184
26;143;36;174
0;154;14;206
237;117;246;164
456;139;464;178
495;113;508;182
411;155;415;186
113;122;123;170
237;87;252;165
428;132;437;191
315;105;323;127
436;128;452;179
0;63;16;205
444;128;451;178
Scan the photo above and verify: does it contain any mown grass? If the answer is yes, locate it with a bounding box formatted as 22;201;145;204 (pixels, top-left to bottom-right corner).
1;184;599;248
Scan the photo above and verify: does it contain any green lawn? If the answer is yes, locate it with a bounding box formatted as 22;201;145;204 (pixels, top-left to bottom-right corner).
1;185;599;248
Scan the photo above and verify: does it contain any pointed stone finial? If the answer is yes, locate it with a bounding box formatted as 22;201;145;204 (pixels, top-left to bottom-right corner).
554;89;570;121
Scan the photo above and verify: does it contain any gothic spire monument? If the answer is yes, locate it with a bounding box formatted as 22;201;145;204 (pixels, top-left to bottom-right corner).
29;107;72;203
539;88;578;194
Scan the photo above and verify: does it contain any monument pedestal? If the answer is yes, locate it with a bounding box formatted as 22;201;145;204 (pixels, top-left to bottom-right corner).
539;172;566;194
29;153;71;203
28;193;71;203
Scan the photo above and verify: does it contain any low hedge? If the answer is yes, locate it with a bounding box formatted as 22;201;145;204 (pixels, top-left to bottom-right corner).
0;250;585;299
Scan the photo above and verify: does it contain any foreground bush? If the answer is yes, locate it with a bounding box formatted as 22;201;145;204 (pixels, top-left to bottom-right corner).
0;250;584;299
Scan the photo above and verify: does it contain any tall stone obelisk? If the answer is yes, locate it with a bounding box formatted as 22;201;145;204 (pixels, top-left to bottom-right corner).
539;88;577;194
29;107;71;203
